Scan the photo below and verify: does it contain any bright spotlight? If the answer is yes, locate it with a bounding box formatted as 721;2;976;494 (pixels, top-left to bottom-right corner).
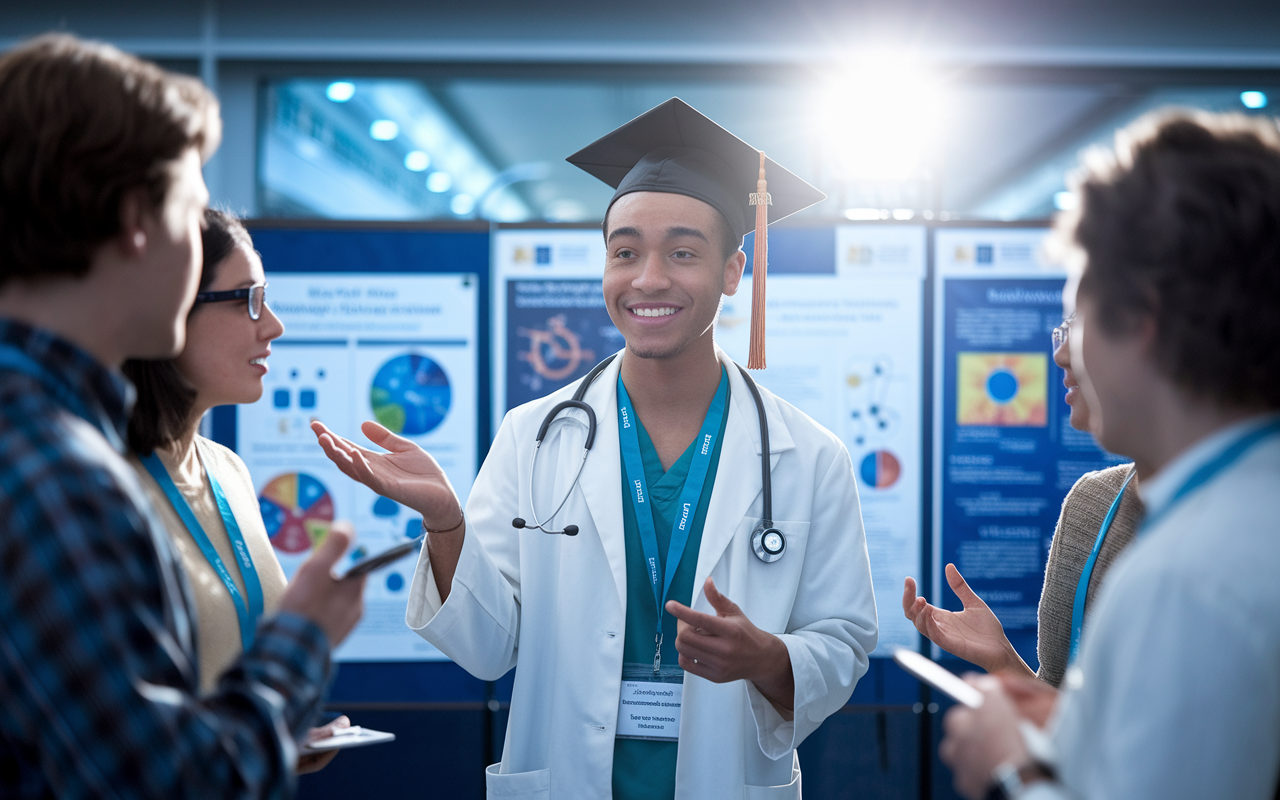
844;208;886;220
326;81;355;102
369;120;399;141
404;151;431;171
1241;91;1268;109
816;58;946;182
1054;191;1078;211
450;194;476;215
426;172;453;193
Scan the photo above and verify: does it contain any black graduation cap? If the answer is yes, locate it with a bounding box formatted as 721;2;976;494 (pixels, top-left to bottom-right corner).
566;98;825;368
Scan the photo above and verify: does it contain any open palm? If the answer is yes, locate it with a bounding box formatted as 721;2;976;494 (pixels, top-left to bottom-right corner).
311;420;461;527
902;563;1033;677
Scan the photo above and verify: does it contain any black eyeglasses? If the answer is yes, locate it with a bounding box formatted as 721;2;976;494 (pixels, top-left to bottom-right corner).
194;283;267;320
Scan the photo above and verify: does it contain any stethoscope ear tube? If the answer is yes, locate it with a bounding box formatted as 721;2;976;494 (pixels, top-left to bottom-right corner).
734;364;773;527
535;400;598;449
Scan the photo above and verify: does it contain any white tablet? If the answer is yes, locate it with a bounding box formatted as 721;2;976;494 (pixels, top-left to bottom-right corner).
303;726;397;752
892;647;985;709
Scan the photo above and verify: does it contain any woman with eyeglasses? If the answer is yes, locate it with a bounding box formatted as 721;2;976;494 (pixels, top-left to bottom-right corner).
901;312;1144;688
123;208;349;772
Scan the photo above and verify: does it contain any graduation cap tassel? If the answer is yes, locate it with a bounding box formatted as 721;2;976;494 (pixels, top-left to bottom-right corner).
747;151;771;370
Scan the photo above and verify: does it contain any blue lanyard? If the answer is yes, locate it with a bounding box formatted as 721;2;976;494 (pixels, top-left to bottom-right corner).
1067;468;1136;664
1140;418;1280;537
0;344;122;450
142;445;265;651
617;368;728;673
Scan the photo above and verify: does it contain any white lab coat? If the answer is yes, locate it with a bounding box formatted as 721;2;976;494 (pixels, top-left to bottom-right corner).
406;348;878;799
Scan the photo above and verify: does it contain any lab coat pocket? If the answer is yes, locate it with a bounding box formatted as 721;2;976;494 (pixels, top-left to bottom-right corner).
484;763;550;799
744;760;801;799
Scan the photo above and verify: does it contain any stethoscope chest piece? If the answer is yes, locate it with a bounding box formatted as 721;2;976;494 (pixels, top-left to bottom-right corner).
752;523;786;563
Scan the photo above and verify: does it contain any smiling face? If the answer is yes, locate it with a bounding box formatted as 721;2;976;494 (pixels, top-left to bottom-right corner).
602;191;744;362
173;245;284;410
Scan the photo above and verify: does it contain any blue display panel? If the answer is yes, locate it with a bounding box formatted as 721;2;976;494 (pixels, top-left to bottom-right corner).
218;224;489;667
931;228;1123;669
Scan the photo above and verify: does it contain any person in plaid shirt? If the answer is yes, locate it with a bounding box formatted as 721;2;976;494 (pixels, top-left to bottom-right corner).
0;35;367;798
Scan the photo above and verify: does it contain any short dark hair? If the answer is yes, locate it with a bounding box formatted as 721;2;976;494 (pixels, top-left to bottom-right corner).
602;198;743;263
1055;110;1280;411
123;209;251;455
0;34;220;288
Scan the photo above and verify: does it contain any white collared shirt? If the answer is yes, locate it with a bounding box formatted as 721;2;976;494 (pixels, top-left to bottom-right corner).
1022;414;1280;800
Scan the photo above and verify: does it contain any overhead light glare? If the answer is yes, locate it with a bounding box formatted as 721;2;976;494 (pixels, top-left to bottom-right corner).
1241;90;1268;109
892;208;915;220
326;81;355;102
450;194;475;216
426;172;453;193
1053;191;1078;211
369;120;399;141
844;207;887;220
404;150;431;171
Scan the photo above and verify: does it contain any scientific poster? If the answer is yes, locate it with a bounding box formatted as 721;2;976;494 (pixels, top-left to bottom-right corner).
492;229;616;424
239;273;478;661
933;229;1124;667
717;225;926;653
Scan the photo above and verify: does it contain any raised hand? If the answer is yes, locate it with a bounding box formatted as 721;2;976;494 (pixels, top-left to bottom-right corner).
666;577;794;714
311;420;461;530
902;563;1034;678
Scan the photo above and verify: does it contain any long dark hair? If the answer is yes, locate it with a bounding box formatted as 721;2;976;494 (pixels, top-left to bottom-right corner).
123;208;253;455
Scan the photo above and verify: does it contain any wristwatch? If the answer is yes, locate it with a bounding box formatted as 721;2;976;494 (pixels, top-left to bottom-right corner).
984;760;1052;800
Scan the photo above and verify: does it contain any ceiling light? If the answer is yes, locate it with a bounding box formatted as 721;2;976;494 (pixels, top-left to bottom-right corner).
844;208;886;220
1053;191;1078;211
1241;91;1268;109
369;120;399;141
892;208;915;220
450;194;475;215
426;172;452;193
404;150;431;171
326;81;355;102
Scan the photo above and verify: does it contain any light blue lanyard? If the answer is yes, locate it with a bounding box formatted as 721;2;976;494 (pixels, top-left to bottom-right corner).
1139;418;1280;537
1067;468;1135;664
0;344;122;450
617;368;728;673
142;446;265;651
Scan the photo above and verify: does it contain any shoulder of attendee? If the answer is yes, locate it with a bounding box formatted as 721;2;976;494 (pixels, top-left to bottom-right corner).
745;377;849;462
197;436;258;497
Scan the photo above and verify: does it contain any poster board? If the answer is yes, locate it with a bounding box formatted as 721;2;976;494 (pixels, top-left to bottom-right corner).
931;227;1124;667
222;225;489;662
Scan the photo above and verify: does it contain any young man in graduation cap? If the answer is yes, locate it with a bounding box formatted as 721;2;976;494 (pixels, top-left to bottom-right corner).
312;99;878;799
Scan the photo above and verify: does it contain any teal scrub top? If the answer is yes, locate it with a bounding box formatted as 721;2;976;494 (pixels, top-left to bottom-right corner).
611;373;730;800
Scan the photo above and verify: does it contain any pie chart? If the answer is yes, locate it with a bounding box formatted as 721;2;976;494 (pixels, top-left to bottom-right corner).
259;472;335;554
859;449;902;489
370;353;451;435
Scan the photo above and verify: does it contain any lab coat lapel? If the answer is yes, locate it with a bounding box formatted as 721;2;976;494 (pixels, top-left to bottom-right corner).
692;350;795;595
575;352;629;613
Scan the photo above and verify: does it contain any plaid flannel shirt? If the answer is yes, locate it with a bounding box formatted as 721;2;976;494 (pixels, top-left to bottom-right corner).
0;318;332;798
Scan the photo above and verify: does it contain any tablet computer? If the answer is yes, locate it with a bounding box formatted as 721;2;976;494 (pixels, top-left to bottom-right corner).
892;647;985;709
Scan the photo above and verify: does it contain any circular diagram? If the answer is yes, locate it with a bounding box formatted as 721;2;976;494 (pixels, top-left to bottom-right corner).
259;472;335;553
859;450;902;489
370;353;451;435
986;369;1019;403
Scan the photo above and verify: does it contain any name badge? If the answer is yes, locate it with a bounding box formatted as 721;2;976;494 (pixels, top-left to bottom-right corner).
616;664;684;741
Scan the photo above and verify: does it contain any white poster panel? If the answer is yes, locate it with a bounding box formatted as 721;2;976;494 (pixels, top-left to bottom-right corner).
717;226;926;654
239;273;477;661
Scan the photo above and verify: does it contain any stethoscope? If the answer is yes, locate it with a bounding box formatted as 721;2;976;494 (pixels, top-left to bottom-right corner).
512;354;787;563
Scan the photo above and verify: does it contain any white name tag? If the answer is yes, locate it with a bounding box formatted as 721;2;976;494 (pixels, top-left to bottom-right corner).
616;679;683;741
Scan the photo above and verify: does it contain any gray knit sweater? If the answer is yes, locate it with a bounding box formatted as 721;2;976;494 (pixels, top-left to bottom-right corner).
1035;463;1144;688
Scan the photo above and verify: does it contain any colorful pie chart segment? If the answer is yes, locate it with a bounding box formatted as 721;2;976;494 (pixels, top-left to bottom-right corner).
259;472;335;554
370;353;451;435
859;449;902;489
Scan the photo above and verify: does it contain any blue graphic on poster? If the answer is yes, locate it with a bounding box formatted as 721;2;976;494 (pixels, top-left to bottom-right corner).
370;353;451;435
505;280;622;409
939;278;1123;668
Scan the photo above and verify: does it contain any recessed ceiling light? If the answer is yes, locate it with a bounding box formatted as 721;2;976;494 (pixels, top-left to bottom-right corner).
404;151;431;171
369;120;399;141
426;172;453;193
326;81;355;102
450;194;475;216
1241;91;1268;109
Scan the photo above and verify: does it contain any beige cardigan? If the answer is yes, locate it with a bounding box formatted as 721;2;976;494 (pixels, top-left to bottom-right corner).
131;438;288;693
1036;463;1144;687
